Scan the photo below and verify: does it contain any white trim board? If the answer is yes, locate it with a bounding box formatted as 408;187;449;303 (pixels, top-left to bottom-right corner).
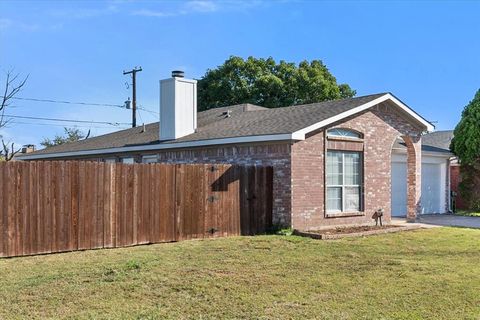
16;133;300;160
391;148;453;158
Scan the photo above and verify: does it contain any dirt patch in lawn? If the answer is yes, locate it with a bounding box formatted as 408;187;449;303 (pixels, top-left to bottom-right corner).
294;224;420;239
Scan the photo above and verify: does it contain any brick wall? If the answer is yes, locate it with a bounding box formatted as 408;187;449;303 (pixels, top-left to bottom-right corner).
450;164;466;210
291;102;424;230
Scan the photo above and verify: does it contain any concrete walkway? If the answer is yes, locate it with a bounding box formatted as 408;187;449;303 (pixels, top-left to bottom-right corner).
392;214;480;229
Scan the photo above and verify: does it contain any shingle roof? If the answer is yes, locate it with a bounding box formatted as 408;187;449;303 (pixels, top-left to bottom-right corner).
393;130;454;154
24;93;392;157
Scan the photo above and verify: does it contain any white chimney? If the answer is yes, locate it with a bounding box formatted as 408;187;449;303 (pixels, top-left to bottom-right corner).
159;71;197;141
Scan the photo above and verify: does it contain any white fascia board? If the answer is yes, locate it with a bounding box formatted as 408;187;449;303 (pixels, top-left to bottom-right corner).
391;147;453;158
386;94;435;132
16;133;302;160
292;93;434;138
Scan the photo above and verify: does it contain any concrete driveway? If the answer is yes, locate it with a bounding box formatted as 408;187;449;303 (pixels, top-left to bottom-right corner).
416;214;480;229
393;214;480;229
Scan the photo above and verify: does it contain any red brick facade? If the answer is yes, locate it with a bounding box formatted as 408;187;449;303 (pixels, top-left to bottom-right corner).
290;102;423;230
36;102;425;230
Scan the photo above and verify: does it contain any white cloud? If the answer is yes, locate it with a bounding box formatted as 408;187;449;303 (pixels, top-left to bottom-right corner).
48;4;119;19
0;18;40;32
0;18;13;31
131;9;175;17
131;0;266;18
184;1;219;13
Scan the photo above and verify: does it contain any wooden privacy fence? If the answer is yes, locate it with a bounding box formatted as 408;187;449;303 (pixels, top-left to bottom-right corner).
0;161;273;258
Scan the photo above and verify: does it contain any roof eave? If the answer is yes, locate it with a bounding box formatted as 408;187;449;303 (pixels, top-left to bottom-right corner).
391;147;454;157
16;133;304;160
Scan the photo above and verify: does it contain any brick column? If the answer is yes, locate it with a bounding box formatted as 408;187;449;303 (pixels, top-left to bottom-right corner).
402;135;422;222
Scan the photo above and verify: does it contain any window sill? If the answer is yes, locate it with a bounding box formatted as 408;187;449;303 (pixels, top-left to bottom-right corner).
325;211;365;218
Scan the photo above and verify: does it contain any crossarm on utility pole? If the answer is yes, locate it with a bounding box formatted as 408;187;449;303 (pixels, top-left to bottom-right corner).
123;67;142;128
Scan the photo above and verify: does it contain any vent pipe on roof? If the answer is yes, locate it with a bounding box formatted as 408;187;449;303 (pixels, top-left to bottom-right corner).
159;71;197;141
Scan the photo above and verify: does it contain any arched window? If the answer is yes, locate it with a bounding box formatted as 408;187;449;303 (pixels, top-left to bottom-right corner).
327;128;362;139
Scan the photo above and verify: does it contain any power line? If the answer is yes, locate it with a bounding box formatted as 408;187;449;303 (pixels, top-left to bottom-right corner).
7;96;126;108
1;96;159;115
10;121;130;130
3;114;131;126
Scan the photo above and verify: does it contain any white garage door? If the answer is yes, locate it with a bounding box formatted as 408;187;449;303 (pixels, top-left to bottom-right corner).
391;162;407;216
391;159;445;216
421;163;442;214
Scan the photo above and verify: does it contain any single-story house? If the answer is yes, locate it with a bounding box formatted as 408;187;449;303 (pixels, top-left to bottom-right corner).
18;72;453;230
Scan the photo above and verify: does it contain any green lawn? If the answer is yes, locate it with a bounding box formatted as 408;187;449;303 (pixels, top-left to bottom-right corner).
1;228;479;319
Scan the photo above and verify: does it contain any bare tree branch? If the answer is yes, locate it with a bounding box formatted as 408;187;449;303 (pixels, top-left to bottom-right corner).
1;70;29;128
1;139;20;162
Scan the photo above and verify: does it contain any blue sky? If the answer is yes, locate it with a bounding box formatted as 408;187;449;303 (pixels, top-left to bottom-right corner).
1;0;479;147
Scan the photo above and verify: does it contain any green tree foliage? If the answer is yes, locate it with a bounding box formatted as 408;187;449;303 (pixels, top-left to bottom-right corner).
41;127;89;148
451;89;480;210
451;89;480;165
197;56;356;110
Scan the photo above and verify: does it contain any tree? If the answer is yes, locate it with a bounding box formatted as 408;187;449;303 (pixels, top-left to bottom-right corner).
197;56;356;111
451;89;480;165
0;139;20;162
450;89;480;210
0;69;28;161
41;127;90;148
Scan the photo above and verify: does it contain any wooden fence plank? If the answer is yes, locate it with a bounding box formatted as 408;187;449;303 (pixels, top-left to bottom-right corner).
0;163;6;257
103;163;113;248
70;162;79;251
0;161;273;258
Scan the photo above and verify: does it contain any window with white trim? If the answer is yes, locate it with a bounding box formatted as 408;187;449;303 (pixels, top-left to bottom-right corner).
121;157;135;164
326;151;363;213
327;128;362;139
142;155;158;164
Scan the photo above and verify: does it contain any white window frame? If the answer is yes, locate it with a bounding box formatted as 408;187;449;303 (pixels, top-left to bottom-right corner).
121;157;135;164
327;128;362;139
142;154;158;164
326;151;363;213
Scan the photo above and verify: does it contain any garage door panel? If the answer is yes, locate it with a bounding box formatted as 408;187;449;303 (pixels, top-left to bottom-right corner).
392;159;445;216
391;162;407;217
421;163;442;213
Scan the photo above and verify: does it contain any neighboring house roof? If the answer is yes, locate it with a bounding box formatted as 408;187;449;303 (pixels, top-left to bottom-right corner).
18;92;434;160
393;130;454;155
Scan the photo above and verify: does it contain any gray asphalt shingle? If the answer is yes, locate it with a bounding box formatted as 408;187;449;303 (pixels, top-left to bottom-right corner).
393;130;454;154
24;93;392;156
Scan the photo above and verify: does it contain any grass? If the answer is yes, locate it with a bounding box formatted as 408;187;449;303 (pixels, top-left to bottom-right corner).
455;209;480;217
0;228;479;319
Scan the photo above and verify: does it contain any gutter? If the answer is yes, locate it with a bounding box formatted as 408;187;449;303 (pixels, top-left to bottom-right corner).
16;133;304;160
391;147;454;158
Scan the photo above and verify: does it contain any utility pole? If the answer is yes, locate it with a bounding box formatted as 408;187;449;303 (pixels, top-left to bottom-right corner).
123;66;142;128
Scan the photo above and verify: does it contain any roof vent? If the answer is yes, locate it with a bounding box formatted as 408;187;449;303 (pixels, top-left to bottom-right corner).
171;70;184;78
222;110;232;118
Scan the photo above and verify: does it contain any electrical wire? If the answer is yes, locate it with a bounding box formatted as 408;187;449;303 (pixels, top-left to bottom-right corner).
3;114;131;126
2;96;159;115
7;96;126;108
10;120;130;130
